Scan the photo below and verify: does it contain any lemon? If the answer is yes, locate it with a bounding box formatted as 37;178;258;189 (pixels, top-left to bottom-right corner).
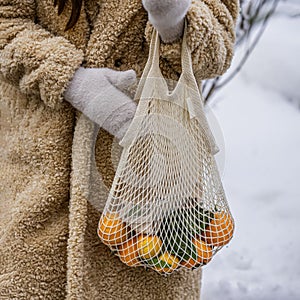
137;235;162;259
155;252;180;273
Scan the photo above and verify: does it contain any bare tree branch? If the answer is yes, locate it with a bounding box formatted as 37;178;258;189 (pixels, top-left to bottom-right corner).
203;0;282;105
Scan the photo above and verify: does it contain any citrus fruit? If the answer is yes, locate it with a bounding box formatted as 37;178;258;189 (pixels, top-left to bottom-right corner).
204;212;234;247
137;235;162;259
181;237;213;268
152;252;180;274
118;237;141;267
98;212;128;246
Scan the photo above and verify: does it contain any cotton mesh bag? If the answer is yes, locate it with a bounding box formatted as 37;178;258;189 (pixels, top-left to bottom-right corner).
97;23;234;275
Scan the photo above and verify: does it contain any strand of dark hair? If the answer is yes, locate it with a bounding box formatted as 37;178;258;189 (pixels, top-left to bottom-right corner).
54;0;83;31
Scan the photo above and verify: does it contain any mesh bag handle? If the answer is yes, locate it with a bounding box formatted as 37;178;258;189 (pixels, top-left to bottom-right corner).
98;21;234;275
120;21;219;154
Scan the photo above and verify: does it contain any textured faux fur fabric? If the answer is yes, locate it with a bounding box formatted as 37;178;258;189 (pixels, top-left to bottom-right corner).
0;0;239;299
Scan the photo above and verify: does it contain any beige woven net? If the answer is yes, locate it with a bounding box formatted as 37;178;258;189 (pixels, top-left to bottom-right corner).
98;24;234;275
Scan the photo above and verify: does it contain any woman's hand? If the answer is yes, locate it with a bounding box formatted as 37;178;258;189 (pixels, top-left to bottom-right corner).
142;0;191;42
64;67;137;141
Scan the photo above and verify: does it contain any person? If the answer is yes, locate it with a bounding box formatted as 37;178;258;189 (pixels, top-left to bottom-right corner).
0;0;239;299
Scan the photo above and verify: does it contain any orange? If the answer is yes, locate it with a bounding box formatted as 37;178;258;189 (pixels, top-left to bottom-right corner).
98;212;128;246
118;237;141;267
204;212;234;247
181;237;213;268
137;235;162;259
153;252;180;274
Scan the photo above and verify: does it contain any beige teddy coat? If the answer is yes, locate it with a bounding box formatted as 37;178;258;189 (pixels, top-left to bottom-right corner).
0;0;239;299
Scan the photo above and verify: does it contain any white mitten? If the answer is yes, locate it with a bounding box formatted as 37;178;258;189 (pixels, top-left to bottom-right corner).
142;0;191;43
64;67;137;140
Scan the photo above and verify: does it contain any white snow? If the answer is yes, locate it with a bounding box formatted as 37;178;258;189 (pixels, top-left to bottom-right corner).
201;11;300;300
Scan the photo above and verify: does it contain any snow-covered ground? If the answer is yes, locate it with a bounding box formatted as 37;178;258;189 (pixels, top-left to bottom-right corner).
201;9;300;300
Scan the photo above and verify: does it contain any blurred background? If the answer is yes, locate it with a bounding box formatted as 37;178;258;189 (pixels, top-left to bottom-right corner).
201;0;300;299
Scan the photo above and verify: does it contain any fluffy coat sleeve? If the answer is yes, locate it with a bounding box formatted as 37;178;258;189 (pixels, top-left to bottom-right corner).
0;0;84;109
145;0;240;80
